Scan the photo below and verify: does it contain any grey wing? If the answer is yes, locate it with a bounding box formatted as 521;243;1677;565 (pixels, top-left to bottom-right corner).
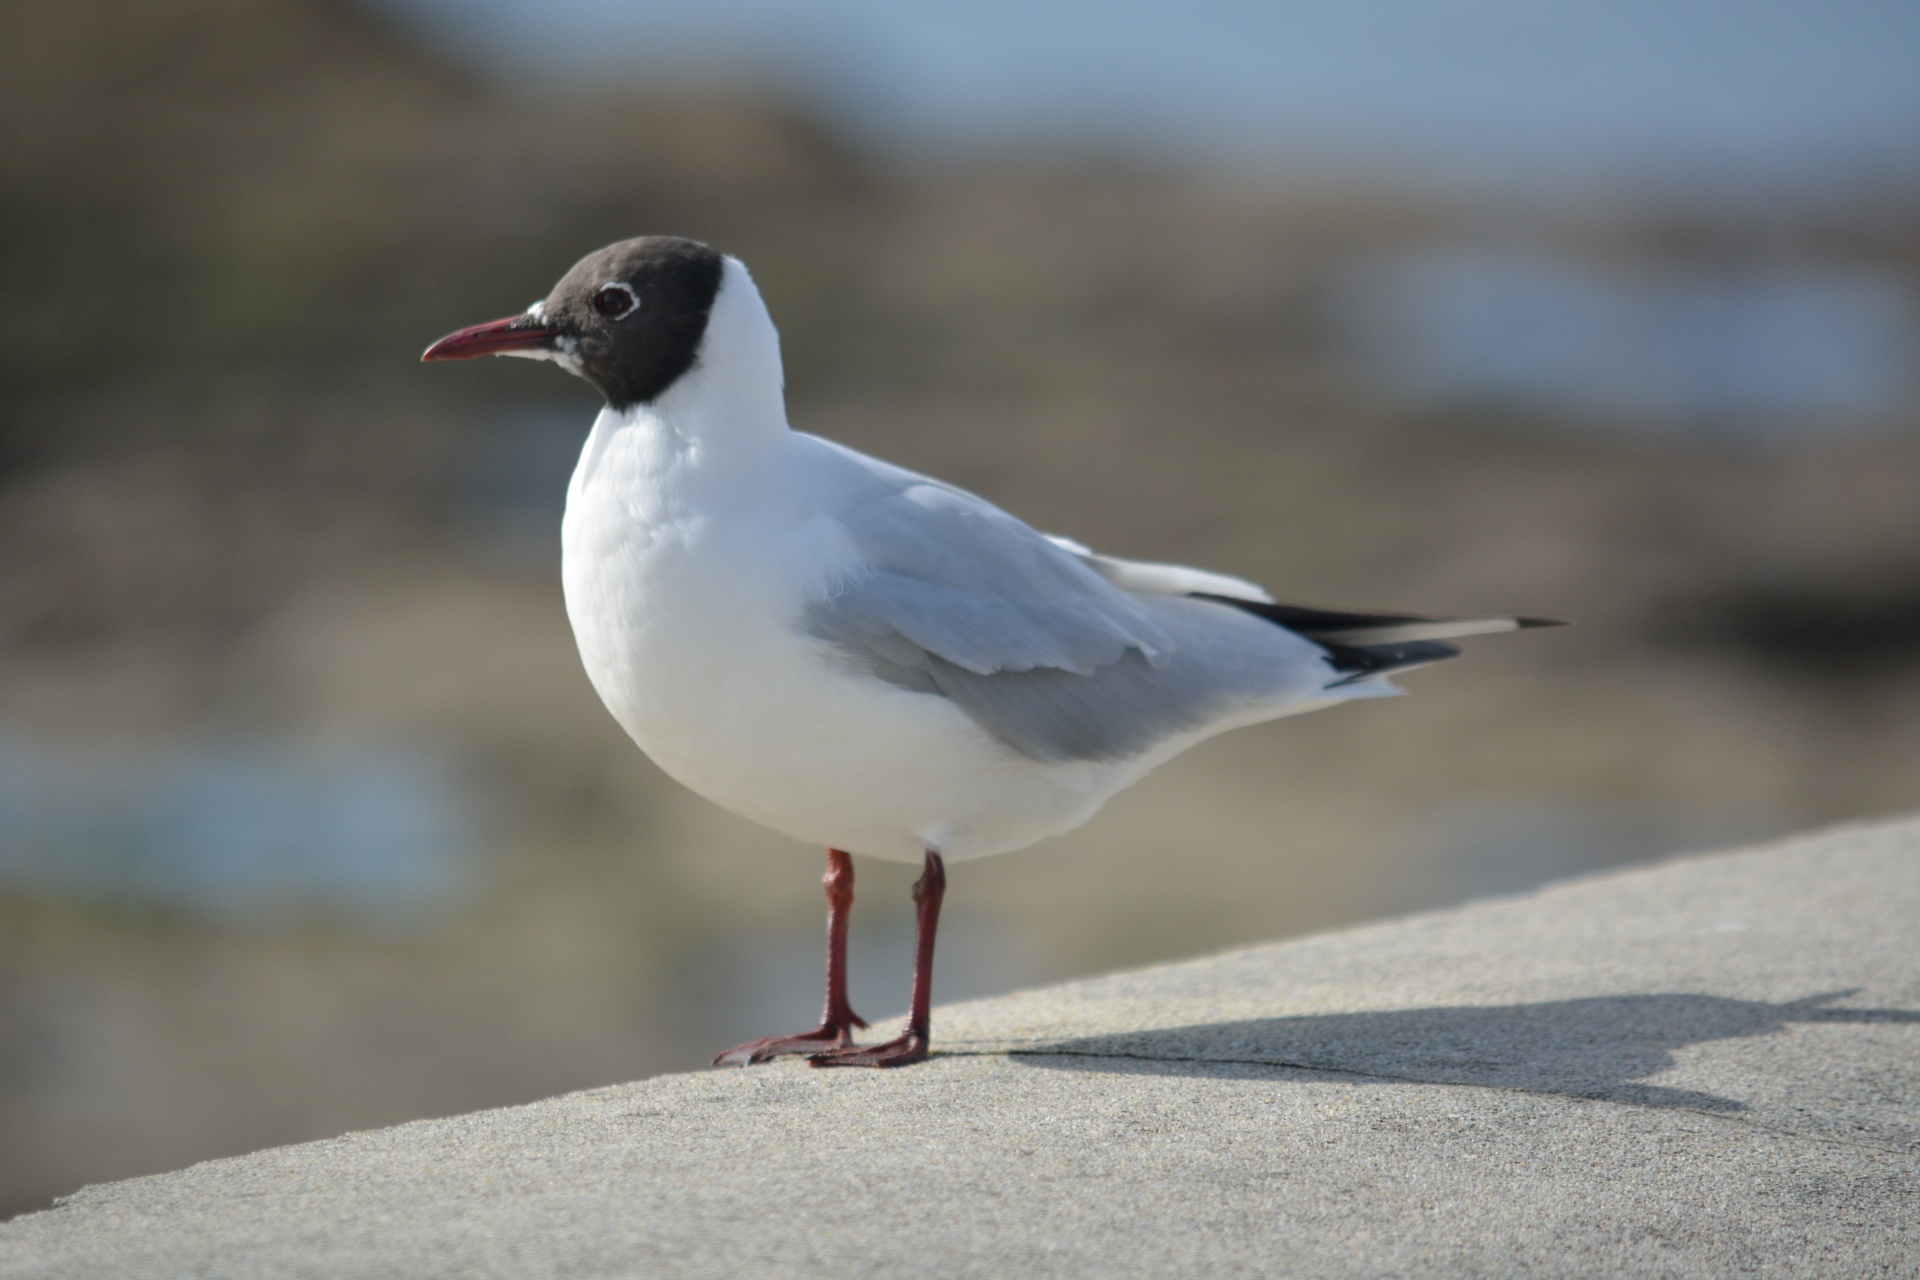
807;483;1340;763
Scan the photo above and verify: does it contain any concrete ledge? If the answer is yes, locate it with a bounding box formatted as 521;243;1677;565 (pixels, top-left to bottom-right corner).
4;819;1918;1278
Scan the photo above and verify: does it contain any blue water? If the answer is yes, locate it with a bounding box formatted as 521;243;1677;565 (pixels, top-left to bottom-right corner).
368;0;1920;202
1340;253;1918;440
0;732;473;926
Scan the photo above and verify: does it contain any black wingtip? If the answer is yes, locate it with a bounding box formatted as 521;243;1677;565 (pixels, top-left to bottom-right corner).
1192;593;1572;641
1323;638;1462;683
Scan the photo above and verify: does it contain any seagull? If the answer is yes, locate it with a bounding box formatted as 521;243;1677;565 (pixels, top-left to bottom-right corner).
423;236;1560;1068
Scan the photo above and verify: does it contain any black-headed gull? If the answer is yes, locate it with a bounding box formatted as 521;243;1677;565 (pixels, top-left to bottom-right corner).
424;236;1560;1068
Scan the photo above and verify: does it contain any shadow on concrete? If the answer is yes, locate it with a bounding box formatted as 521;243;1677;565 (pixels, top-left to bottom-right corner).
1010;991;1920;1111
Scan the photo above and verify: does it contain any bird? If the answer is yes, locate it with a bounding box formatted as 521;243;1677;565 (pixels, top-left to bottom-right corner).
423;235;1561;1068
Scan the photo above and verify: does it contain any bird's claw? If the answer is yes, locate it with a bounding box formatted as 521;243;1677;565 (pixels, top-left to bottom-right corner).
807;1032;928;1069
712;1020;863;1067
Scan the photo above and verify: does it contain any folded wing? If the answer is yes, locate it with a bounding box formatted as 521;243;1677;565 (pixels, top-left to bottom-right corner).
808;483;1347;763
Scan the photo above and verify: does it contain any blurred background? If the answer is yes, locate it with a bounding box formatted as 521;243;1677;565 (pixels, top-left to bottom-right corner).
3;0;1918;1216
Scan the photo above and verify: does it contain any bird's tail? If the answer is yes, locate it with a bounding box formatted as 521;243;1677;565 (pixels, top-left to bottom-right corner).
1191;594;1567;684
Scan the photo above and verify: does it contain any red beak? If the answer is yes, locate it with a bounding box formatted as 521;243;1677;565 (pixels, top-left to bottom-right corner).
421;314;557;362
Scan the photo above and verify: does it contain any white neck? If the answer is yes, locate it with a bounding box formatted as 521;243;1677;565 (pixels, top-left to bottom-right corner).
621;254;788;460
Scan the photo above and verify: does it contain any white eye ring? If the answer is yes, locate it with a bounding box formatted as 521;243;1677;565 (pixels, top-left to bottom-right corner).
593;283;639;319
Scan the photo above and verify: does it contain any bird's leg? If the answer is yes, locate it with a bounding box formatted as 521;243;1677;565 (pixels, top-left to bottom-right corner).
810;849;944;1069
713;848;869;1066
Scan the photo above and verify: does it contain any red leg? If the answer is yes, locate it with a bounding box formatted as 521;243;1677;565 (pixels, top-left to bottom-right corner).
713;849;869;1066
810;849;944;1069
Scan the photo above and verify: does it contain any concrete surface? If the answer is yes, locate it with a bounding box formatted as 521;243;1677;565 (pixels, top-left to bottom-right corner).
3;818;1917;1278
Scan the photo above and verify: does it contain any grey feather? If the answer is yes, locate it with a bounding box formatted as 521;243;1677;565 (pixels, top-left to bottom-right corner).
916;596;1333;762
824;483;1175;675
809;483;1340;762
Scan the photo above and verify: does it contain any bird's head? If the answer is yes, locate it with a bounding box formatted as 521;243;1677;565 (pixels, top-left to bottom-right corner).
423;236;727;412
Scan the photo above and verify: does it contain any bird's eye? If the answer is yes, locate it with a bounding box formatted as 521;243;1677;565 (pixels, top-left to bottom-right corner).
593;284;637;319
